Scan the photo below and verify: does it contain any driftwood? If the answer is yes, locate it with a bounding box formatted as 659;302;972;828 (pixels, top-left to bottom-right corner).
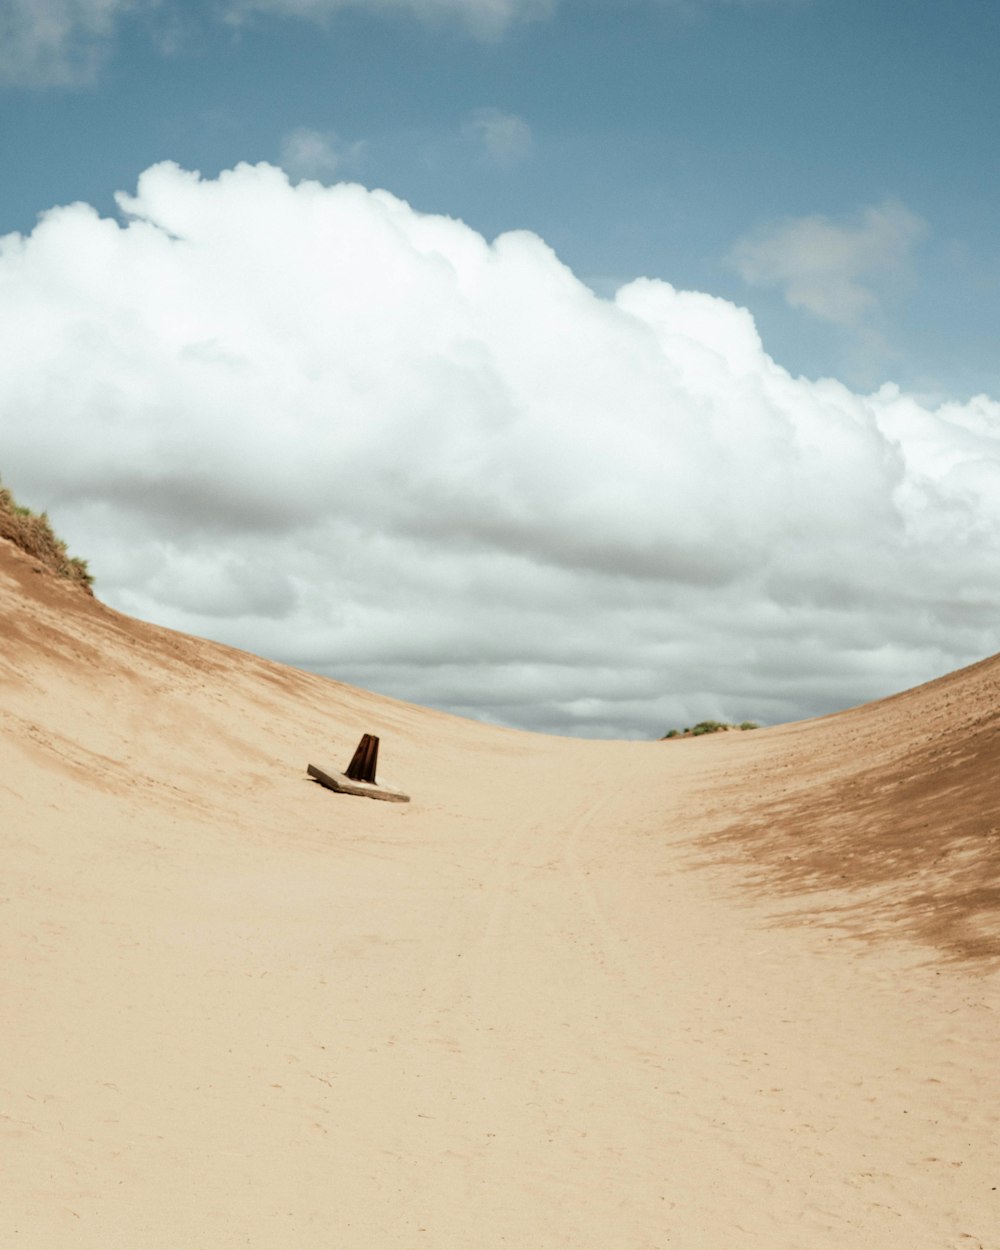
307;734;410;803
307;763;410;804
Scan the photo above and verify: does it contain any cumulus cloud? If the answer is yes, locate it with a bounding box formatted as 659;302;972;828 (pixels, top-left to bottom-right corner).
225;0;555;38
729;199;928;328
462;107;533;166
1;162;998;737
279;127;364;181
0;0;133;86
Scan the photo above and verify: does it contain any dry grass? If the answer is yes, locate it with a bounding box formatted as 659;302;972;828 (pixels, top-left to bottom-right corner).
0;480;93;593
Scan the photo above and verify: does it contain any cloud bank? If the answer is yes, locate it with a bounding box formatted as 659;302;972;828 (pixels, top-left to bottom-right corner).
2;162;998;737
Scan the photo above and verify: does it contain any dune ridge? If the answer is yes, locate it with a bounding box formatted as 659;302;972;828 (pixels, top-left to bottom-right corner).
2;534;998;1248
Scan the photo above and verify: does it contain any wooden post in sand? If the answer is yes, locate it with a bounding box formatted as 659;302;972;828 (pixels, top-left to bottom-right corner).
344;733;380;785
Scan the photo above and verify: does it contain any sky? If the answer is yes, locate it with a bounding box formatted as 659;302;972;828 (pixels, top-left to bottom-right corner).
1;0;999;738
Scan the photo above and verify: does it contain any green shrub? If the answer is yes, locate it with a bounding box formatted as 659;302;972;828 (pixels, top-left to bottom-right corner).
661;719;761;740
0;478;93;592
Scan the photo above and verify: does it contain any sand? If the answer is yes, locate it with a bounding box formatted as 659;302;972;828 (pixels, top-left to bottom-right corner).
2;535;998;1248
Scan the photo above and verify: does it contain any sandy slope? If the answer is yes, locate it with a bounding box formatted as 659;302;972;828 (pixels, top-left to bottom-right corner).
2;536;998;1249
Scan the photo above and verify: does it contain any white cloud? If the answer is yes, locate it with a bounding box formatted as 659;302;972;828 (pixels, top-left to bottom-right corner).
0;0;551;90
0;0;796;89
0;0;133;85
729;199;928;328
279;127;364;181
225;0;555;38
2;162;998;738
463;108;533;166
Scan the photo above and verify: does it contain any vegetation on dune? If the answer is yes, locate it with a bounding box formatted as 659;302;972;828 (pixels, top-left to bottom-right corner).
0;477;93;592
662;720;759;739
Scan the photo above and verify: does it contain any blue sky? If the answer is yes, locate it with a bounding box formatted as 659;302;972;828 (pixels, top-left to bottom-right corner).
3;0;998;394
2;0;1000;737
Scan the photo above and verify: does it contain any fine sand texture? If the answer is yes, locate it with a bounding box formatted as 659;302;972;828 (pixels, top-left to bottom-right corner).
2;534;998;1249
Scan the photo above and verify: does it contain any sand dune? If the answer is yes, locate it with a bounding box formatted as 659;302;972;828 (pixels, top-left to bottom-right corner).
2;534;998;1249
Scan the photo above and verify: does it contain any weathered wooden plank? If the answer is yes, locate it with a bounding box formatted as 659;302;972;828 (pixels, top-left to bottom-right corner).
307;763;410;804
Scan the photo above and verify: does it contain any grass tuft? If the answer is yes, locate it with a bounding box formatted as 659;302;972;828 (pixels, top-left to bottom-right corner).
0;478;93;592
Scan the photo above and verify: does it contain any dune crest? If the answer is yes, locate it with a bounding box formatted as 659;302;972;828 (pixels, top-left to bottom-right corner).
3;535;998;1249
